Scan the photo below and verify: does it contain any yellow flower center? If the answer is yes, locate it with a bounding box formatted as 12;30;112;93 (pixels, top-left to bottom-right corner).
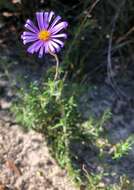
38;30;50;41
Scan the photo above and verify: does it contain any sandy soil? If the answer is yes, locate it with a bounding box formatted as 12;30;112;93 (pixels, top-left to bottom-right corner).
0;111;76;190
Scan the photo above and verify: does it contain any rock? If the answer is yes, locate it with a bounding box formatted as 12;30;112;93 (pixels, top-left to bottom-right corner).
0;99;11;109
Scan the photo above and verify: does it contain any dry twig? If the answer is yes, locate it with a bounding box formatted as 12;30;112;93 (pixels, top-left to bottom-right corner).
5;159;21;177
107;0;128;99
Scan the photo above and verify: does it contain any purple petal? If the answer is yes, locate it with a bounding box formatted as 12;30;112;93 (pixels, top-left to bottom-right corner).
36;12;45;30
21;32;37;40
51;33;67;39
49;21;68;35
50;41;61;52
27;40;42;54
35;41;44;52
27;45;36;54
48;16;61;30
44;42;49;53
38;45;44;58
21;34;24;39
44;12;49;29
25;23;38;34
26;19;39;33
48;11;54;23
52;39;64;47
48;42;55;53
23;36;38;45
22;36;37;40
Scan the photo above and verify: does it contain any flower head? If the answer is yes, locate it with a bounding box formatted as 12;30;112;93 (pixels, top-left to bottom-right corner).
21;11;68;58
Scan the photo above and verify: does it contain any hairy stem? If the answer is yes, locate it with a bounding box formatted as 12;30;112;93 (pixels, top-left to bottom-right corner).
49;51;59;80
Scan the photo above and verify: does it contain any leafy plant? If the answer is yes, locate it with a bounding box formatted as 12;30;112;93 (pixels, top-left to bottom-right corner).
12;77;113;188
111;136;134;160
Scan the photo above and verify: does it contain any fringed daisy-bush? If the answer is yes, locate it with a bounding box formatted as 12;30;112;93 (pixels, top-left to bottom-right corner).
21;11;68;57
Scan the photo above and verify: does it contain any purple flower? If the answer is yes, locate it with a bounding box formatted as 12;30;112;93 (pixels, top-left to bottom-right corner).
21;11;68;58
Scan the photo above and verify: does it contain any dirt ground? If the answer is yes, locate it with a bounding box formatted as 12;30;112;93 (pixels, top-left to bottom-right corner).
0;110;76;190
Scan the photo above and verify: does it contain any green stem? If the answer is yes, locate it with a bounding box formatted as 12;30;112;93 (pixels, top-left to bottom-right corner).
49;51;59;80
